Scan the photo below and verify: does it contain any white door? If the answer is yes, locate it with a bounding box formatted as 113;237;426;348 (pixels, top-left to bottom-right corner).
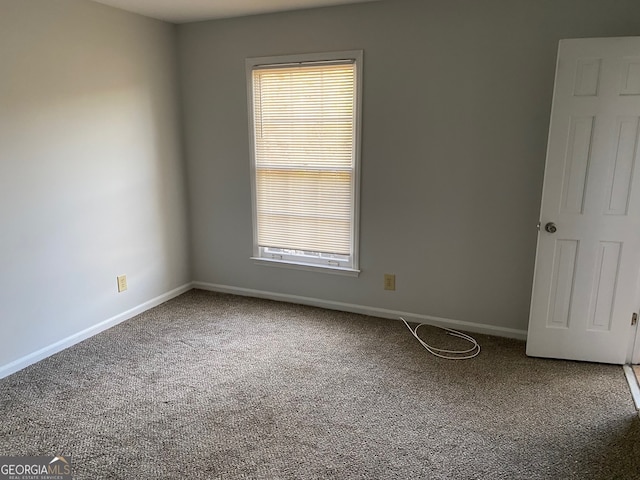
527;37;640;364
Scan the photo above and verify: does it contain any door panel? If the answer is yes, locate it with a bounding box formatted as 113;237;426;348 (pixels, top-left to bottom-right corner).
527;38;640;364
561;116;593;214
547;239;578;329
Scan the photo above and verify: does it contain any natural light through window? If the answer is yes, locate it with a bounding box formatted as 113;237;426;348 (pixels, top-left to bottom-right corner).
246;51;362;274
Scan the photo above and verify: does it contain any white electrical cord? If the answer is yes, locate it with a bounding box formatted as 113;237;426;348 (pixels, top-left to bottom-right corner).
400;317;481;360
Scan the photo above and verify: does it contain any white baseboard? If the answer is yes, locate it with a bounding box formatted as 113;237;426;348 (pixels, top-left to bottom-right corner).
1;281;528;380
0;282;193;380
192;281;528;341
623;365;640;411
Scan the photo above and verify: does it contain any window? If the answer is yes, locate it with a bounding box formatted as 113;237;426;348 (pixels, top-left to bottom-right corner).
246;51;362;275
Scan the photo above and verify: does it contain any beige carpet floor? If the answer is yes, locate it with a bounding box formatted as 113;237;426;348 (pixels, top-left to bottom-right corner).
1;289;639;479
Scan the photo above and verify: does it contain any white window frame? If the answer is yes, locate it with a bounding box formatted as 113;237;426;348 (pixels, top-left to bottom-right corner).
245;51;363;276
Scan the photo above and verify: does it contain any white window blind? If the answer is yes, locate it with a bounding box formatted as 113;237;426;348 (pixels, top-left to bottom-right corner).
249;55;360;271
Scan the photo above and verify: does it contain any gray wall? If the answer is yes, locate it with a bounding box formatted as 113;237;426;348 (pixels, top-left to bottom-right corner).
178;0;640;332
0;0;190;370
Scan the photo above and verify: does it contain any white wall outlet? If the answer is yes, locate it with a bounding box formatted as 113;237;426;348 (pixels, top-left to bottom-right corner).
384;274;396;291
117;274;128;293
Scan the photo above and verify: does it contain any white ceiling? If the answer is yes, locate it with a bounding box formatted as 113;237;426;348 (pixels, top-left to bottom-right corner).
91;0;382;24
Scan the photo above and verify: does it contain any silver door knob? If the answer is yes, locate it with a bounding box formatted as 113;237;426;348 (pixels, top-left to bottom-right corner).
545;222;557;233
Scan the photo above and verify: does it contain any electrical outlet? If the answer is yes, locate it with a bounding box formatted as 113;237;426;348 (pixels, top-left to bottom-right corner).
117;275;128;293
384;274;396;291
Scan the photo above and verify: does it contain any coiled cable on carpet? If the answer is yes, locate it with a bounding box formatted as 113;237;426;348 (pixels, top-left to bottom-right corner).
400;317;481;360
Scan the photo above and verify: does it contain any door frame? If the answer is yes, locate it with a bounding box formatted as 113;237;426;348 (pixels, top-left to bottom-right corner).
631;278;640;364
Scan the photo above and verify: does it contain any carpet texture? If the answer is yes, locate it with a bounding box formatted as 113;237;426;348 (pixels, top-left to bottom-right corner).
1;289;639;479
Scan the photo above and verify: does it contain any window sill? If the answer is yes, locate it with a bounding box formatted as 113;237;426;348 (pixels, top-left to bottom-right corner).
251;257;360;277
